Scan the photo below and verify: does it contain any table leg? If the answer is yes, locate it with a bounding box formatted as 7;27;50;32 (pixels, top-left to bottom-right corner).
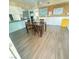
25;25;29;33
45;23;46;31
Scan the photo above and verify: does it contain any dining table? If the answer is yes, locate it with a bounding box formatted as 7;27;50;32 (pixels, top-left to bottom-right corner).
25;21;46;37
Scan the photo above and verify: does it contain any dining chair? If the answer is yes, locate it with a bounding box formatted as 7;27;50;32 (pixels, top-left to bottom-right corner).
39;19;45;37
61;18;69;29
25;20;35;33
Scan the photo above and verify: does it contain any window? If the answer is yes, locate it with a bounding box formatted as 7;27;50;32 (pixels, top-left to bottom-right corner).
53;8;64;15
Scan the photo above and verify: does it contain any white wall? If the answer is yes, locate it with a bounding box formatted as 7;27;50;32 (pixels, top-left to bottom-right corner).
9;5;24;20
39;17;69;26
33;8;69;26
34;9;39;21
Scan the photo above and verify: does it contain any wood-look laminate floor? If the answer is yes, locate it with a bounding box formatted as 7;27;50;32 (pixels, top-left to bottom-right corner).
10;26;69;59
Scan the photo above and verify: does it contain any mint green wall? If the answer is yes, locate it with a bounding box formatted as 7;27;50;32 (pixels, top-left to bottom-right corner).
9;21;25;33
39;8;47;17
9;5;26;33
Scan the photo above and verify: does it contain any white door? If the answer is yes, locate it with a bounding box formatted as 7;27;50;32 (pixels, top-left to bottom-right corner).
9;38;21;59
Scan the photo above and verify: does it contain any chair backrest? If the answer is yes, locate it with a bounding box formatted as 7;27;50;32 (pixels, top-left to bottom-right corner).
61;18;69;28
27;20;30;23
40;19;44;24
40;19;44;30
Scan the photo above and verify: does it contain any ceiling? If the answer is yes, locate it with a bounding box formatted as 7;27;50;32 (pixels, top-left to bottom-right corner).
10;0;69;8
